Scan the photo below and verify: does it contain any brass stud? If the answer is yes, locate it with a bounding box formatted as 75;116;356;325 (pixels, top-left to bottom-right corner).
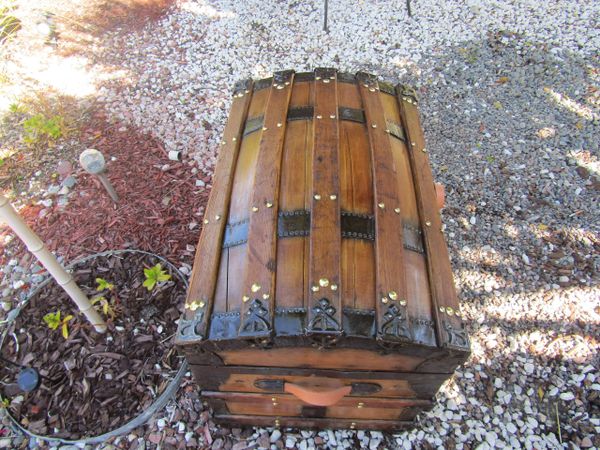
262;127;268;131
251;283;261;293
388;291;398;300
311;285;320;292
314;194;322;200
316;115;323;119
221;140;226;145
245;90;250;94
323;79;330;83
378;202;385;209
411;142;416;146
394;207;401;214
330;284;338;291
285;81;290;85
276;84;284;90
422;148;427;153
350;423;356;429
271;397;277;401
330;114;336;119
357;402;364;408
277;122;283;127
242;295;250;303
399;299;407;306
369;87;376;92
371;124;377;128
381;297;389;304
199;301;206;308
329;76;335;80
363;83;369;88
232;137;237;142
266;201;273;208
425;221;432;227
329;194;337;200
214;215;221;221
203;219;209;224
315;76;322;80
252;206;259;212
447;307;455;316
275;419;280;427
439;306;445;313
319;278;330;287
385;129;390;133
262;293;270;300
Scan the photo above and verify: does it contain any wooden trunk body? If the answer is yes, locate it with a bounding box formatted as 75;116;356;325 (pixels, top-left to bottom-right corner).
176;69;470;430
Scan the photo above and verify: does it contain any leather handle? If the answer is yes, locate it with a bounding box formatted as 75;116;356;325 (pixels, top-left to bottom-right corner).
284;383;352;407
434;182;445;210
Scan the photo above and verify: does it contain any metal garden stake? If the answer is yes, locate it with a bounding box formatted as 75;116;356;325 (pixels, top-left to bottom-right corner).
0;195;107;333
79;149;119;203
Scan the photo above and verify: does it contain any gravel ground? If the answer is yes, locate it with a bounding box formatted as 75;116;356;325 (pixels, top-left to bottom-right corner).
1;0;599;449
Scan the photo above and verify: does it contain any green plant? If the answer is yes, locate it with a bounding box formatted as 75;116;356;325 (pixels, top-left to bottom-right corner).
0;3;21;45
143;264;171;291
23;114;64;145
91;296;115;319
1;397;9;408
43;311;73;339
96;277;114;291
8;102;26;114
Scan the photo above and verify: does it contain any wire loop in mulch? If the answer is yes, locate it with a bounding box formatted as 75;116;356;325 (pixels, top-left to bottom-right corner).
0;249;188;445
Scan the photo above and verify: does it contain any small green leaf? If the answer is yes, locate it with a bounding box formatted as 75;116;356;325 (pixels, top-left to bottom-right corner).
143;277;156;291
95;277;114;291
143;264;171;291
43;311;61;330
62;322;69;339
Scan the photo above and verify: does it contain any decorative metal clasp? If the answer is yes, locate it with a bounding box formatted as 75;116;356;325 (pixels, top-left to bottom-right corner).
176;309;205;343
379;303;411;342
239;298;271;336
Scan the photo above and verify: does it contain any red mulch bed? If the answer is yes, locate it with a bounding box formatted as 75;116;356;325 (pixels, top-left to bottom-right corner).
0;111;210;267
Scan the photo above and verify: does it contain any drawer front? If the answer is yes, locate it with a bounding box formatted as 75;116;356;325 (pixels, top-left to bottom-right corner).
203;391;431;421
191;365;448;399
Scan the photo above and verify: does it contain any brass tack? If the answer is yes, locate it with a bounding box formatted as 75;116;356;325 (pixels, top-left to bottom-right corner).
275;420;280;426
232;137;237;142
199;301;206;308
425;221;432;227
276;84;284;90
252;206;259;212
381;297;389;304
221;140;226;145
439;306;445;313
388;291;398;300
266;201;273;208
330;76;335;80
399;299;407;306
242;295;250;303
385;129;390;133
330;284;338;291
271;397;277;401
277;122;283;127
371;124;377;128
316;115;323;119
314;194;322;200
329;194;337;200
363;83;369;88
262;293;270;300
369;87;376;92
357;402;364;408
447;307;455;316
285;81;290;85
311;285;320;292
251;283;261;293
411;142;416;146
245;89;250;94
422;148;427;153
330;114;336;119
203;219;209;224
214;215;221;221
350;423;356;429
315;76;322;80
378;202;385;209
394;207;401;214
319;278;330;287
323;79;330;84
262;127;268;131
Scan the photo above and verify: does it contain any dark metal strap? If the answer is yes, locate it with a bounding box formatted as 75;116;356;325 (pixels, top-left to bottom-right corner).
338;107;365;123
337;72;356;84
253;77;273;91
379;82;395;96
243;116;264;136
288;106;314;121
386;120;406;141
295;72;315;82
222;211;424;253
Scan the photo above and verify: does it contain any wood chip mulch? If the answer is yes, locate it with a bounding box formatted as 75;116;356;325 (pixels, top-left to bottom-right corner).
0;251;186;440
1;111;210;266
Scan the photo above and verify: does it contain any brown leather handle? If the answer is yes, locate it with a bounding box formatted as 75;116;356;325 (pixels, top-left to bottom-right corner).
434;182;446;210
284;383;352;407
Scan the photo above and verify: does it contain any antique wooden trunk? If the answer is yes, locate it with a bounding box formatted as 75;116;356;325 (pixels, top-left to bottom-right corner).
176;69;470;430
